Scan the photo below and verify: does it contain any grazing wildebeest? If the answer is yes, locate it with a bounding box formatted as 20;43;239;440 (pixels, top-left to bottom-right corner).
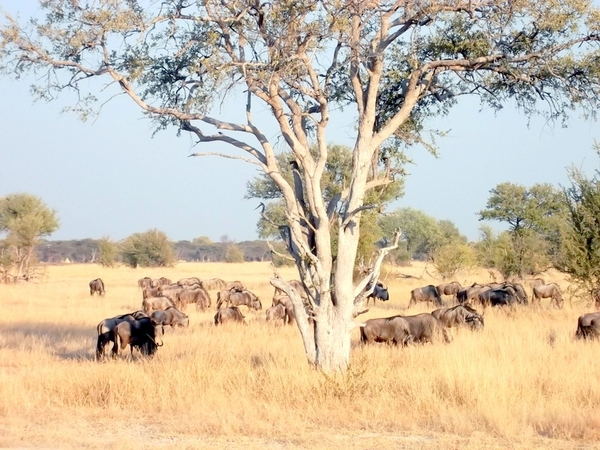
214;306;246;325
402;313;451;343
151;307;189;335
360;316;411;345
142;296;175;315
575;312;600;339
177;287;211;310
96;310;148;360
113;317;162;358
436;281;462;301
365;281;390;306
89;278;105;296
265;304;286;324
217;290;262;310
408;285;443;308
431;304;484;330
477;288;518;307
201;278;227;291
533;283;564;308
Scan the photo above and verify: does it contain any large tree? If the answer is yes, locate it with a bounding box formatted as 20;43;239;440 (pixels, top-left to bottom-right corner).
0;193;59;282
478;182;566;276
2;1;600;371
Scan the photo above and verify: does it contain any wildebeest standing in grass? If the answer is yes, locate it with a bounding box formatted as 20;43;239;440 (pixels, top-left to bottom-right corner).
575;312;600;339
360;316;411;346
177;287;211;311
271;294;297;325
113;317;162;358
201;278;227;291
436;281;462;302
217;290;262;310
151;307;189;335
365;281;390;306
431;304;484;330
408;285;444;308
214;306;246;325
477;287;518;308
89;278;105;296
533;283;564;308
401;313;451;344
265;304;286;324
96;310;148;360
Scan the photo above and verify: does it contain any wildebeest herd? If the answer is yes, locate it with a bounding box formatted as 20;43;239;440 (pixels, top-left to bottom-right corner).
92;275;600;360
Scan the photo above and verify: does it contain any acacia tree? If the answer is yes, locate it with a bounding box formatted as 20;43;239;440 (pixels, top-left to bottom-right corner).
0;193;59;282
2;1;600;371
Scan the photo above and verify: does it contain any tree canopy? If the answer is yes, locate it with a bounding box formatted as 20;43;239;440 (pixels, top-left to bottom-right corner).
2;0;600;371
0;193;59;282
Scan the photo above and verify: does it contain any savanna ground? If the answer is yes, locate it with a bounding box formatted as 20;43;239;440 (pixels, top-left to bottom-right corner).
1;261;599;449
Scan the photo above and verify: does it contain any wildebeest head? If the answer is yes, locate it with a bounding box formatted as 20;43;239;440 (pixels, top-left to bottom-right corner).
465;313;485;330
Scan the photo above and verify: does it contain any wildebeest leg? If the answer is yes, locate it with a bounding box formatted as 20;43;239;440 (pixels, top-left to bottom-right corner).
96;335;106;361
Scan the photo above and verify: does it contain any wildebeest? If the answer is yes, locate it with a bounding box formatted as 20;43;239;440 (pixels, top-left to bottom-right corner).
226;280;245;291
217;290;262;310
273;279;308;300
138;277;153;290
360;315;411;345
533;283;564;308
265;304;286;324
575;311;600;339
113;317;162;358
177;287;211;311
271;294;297;325
477;288;518;307
95;310;148;360
431;304;484;330
151;307;189;335
408;285;443;308
457;284;490;304
142;296;175;315
365;281;390;306
89;278;105;296
201;278;227;291
436;281;462;301
401;313;451;343
177;277;202;287
214;306;245;325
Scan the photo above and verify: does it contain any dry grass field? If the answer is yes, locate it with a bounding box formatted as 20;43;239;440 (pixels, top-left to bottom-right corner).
1;261;600;449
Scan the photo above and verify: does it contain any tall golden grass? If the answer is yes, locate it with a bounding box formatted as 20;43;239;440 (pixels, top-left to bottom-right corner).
1;261;599;449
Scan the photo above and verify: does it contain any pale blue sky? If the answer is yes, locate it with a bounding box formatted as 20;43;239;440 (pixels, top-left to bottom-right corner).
0;1;598;244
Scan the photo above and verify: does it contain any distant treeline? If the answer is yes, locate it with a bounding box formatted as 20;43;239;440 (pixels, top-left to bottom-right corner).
37;239;272;264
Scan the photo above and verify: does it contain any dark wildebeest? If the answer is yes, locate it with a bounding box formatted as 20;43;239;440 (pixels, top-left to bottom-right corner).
457;284;490;304
150;307;189;335
575;312;600;339
217;290;262;310
96;310;148;360
431;304;484;330
360;316;411;346
89;278;105;296
401;313;451;344
408;285;443;308
477;288;518;307
533;283;564;308
265;304;286;324
436;281;462;302
142;296;175;315
113;317;162;358
365;281;390;306
214;306;246;325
